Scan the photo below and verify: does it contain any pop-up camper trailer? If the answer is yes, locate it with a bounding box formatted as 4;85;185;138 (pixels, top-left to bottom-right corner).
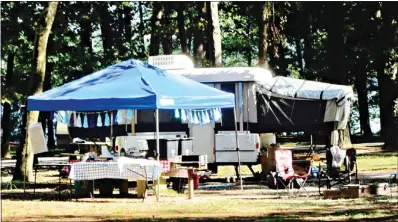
149;55;354;170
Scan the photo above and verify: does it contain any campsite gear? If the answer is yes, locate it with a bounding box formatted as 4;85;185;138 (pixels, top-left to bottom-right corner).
318;147;358;195
272;149;311;197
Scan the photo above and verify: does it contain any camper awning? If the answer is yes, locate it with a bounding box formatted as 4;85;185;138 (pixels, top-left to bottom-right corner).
168;67;274;83
27;59;235;111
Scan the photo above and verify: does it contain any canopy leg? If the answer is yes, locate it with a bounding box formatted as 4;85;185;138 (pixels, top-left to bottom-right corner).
155;109;160;202
233;108;243;191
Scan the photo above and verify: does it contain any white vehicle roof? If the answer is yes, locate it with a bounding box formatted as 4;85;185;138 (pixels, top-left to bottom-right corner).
167;67;274;83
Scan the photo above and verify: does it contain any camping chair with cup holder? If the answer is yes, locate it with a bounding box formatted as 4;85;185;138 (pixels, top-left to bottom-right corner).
271;149;312;197
317;146;358;195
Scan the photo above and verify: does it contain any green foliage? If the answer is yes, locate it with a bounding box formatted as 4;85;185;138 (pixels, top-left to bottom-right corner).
1;1;397;141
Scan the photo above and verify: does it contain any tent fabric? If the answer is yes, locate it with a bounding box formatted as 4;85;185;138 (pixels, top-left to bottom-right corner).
255;76;354;103
27;59;235;111
254;76;354;130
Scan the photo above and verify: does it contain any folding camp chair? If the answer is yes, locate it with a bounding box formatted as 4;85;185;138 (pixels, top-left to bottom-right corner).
273;149;311;197
318;147;358;195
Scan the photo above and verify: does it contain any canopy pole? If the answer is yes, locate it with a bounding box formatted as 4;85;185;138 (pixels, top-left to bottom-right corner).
155;109;160;202
233;107;243;191
110;112;113;148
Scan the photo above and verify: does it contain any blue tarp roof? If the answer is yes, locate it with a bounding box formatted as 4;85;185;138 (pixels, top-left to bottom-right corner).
27;59;235;111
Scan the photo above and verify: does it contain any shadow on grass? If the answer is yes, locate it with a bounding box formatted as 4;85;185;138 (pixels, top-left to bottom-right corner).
5;208;398;222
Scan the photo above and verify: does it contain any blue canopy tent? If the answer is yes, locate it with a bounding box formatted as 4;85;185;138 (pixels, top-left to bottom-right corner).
28;60;235;111
27;59;243;198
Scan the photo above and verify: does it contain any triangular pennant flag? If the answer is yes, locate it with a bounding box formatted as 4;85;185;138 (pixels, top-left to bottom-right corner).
193;112;199;124
69;112;75;127
181;109;187;122
55;111;63;123
126;109;133;120
76;113;82;127
214;108;222;121
204;110;210;124
116;110;123;124
209;109;214;123
104;112;110;126
64;111;69;124
83;114;88;128
112;110;118;125
97;114;102;127
89;114;95;128
174;109;180;119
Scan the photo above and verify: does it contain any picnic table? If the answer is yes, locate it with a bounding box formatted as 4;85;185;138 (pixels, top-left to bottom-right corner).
68;157;162;200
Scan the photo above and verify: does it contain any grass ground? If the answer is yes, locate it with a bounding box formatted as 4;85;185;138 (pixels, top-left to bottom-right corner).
1;145;397;221
2;187;398;221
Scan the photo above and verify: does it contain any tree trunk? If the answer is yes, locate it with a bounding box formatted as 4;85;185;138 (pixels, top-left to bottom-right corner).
338;125;352;149
79;2;93;77
193;2;206;67
325;2;351;148
206;2;222;67
1;53;15;158
325;2;346;85
257;2;269;67
295;38;304;77
354;61;372;136
161;4;173;55
187;9;194;53
138;1;146;58
13;1;58;182
303;10;314;80
375;3;397;150
116;5;125;57
177;3;188;54
123;4;133;44
247;17;252;67
44;62;55;148
99;3;114;61
150;2;163;56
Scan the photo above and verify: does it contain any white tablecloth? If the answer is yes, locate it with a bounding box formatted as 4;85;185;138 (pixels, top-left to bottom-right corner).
69;158;162;181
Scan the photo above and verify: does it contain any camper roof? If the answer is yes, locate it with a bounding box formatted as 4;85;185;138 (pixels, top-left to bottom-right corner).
167;67;274;83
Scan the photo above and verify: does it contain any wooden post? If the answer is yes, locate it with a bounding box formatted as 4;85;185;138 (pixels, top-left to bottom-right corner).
187;168;194;199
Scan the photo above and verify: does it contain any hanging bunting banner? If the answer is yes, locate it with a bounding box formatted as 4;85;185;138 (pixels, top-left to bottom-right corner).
174;108;223;125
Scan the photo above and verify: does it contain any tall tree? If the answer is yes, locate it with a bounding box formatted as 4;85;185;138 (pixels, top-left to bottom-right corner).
354;59;372;136
206;2;222;67
138;1;146;57
324;2;352;148
1;53;15;158
193;2;206;66
257;2;270;67
1;1;21;159
78;2;94;76
98;2;114;61
13;1;58;182
177;3;188;54
161;3;173;55
149;2;163;56
375;2;398;150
